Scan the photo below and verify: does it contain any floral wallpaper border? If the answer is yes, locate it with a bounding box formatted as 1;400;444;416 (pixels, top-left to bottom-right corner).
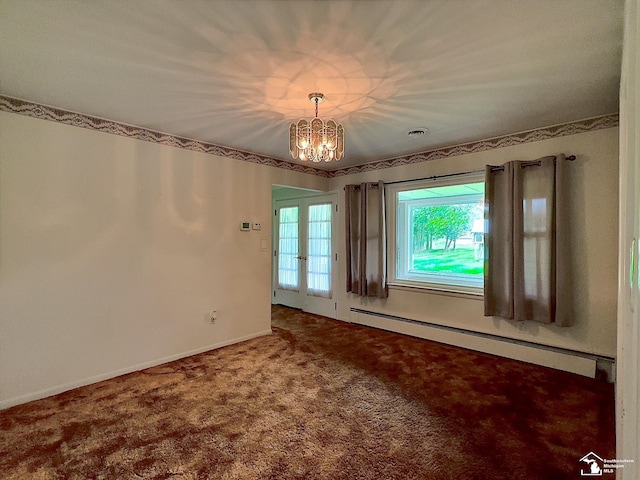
0;95;330;178
330;114;619;177
1;95;618;179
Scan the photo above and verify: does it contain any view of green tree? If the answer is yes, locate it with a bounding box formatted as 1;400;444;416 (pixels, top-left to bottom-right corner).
412;204;473;252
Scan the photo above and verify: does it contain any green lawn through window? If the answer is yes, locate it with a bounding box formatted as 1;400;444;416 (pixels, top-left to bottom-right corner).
412;247;483;275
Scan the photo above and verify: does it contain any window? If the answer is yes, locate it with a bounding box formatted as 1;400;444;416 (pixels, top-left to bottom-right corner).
388;173;485;294
277;206;299;290
307;203;332;297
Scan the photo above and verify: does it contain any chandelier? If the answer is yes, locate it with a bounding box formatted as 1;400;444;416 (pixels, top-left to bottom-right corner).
289;93;344;162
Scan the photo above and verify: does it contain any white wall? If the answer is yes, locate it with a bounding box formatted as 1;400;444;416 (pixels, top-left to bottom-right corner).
616;0;639;474
0;111;329;409
0;108;618;408
330;128;619;375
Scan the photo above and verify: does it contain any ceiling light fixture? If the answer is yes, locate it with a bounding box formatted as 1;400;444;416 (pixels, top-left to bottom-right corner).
289;93;344;163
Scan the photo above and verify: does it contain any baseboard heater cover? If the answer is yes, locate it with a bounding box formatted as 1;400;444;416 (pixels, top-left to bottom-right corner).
349;308;615;379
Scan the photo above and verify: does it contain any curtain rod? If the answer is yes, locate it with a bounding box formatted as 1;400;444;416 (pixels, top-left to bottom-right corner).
383;155;575;186
384;169;483;186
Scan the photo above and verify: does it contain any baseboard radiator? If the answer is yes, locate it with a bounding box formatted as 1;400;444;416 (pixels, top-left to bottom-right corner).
349;308;615;381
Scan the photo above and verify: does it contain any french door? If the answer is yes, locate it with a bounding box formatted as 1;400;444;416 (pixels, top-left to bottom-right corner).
273;194;337;318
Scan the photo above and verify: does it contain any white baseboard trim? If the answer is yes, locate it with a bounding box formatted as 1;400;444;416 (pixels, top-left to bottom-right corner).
0;329;273;411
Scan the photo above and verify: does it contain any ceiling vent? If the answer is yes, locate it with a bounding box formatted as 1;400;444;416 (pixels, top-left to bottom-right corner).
408;128;428;137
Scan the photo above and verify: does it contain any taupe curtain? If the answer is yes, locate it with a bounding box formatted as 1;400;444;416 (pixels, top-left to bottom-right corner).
484;155;573;326
345;181;388;298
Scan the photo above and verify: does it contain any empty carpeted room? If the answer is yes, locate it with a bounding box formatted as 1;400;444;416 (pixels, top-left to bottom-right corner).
0;1;638;479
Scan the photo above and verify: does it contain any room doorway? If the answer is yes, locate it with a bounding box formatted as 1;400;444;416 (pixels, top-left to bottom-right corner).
272;193;338;318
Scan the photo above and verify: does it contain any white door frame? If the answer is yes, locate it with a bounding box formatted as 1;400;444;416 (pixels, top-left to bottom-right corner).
273;193;338;318
616;0;639;476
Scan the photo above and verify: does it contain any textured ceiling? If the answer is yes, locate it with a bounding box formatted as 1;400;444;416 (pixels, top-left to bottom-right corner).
0;0;624;170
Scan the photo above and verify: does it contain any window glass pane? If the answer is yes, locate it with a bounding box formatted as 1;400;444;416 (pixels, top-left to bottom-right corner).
307;203;332;297
398;183;485;201
278;206;299;290
396;181;485;290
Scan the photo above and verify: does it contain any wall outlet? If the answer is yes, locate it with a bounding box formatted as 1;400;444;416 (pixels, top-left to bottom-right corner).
210;311;217;324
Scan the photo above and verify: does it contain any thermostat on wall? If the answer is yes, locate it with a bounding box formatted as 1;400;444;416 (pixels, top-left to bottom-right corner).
240;221;251;231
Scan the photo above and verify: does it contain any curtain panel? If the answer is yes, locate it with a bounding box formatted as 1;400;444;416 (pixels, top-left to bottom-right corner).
484;154;573;326
345;181;388;298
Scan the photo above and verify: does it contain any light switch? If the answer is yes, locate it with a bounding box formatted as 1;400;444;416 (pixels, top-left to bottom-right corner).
252;223;261;230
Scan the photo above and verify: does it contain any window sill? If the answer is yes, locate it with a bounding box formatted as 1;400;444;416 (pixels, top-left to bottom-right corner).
387;282;484;300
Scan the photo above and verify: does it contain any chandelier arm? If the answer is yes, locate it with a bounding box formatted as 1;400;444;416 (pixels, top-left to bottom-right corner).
289;92;344;163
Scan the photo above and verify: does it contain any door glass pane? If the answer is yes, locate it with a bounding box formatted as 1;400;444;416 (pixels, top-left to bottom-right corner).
278;206;299;290
307;203;332;297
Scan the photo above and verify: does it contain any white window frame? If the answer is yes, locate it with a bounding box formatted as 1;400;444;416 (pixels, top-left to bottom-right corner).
387;172;485;296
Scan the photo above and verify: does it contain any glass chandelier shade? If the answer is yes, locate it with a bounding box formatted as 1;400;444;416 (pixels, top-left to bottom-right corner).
289;93;344;163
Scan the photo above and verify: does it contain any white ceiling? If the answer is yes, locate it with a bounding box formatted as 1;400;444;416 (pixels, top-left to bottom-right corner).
0;0;624;171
